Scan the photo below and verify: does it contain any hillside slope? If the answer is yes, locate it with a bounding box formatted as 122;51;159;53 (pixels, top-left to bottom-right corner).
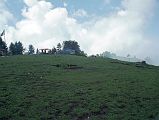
0;55;159;120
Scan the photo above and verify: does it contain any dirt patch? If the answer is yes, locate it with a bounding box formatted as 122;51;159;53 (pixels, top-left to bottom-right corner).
52;64;83;70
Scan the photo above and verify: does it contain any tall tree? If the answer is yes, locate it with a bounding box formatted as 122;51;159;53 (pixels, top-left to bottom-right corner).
9;42;15;55
9;41;24;55
51;47;56;54
57;43;62;51
0;36;8;56
14;41;23;55
63;40;81;54
28;44;35;54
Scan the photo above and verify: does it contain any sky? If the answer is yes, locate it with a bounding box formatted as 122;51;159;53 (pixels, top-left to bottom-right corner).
0;0;159;65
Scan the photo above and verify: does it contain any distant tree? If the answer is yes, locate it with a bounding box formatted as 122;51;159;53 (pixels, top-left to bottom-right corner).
14;41;24;55
28;44;35;54
0;36;8;56
80;51;87;57
62;40;81;54
9;42;15;55
57;43;62;51
51;47;56;54
36;48;39;54
9;41;24;55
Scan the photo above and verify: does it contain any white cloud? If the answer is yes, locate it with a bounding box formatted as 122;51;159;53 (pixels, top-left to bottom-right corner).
22;0;53;20
81;0;156;56
73;9;88;17
2;0;159;65
0;0;13;32
23;0;38;7
7;0;81;49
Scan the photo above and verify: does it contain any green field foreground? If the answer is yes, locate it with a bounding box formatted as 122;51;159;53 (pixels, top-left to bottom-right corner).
0;55;159;120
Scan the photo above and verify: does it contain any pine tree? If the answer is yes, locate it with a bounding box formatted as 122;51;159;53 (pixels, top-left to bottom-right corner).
28;44;35;54
0;37;8;56
9;42;15;55
9;41;24;55
15;41;23;55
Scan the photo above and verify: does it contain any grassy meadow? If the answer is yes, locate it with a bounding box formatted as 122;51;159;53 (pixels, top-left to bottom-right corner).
0;55;159;120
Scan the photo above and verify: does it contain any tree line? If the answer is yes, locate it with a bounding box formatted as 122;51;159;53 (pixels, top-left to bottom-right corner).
0;36;86;56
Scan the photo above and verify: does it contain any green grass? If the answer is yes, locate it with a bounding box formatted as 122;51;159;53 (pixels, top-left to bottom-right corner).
0;55;159;120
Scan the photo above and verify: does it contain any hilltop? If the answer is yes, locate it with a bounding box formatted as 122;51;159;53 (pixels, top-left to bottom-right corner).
0;55;159;120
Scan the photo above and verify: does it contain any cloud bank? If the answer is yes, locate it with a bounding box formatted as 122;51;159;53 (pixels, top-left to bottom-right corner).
1;0;159;65
0;0;13;30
